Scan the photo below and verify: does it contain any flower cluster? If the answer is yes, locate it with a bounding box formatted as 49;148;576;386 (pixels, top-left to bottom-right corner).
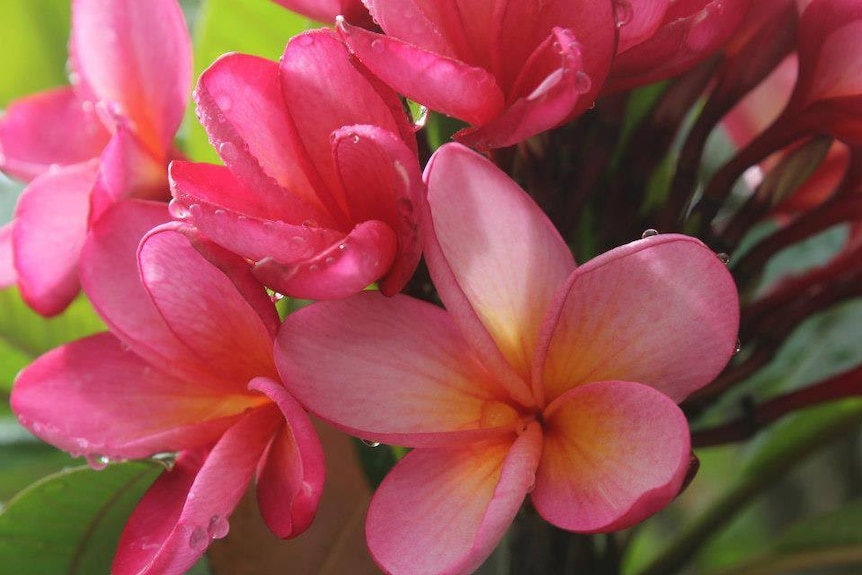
2;0;860;574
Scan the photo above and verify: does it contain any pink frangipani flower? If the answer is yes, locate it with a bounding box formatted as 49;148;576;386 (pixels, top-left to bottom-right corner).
337;0;617;149
276;144;740;574
11;200;324;575
0;0;191;316
169;29;423;300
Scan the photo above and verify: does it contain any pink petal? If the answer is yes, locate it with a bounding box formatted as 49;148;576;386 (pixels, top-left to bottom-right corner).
70;0;191;155
193;53;331;220
112;407;280;575
250;377;325;538
280;29;417;208
361;0;460;59
11;333;258;460
423;144;574;404
276;292;521;447
12;161;98;316
90;124;169;222
330;124;423;295
338;20;506;126
0;223;15;288
533;381;690;532
272;0;369;24
169;161;341;262
456;27;586;149
0;87;108;182
537;234;739;405
616;0;671;54
252;219;397;300
138;226;280;383
79;199;191;370
366;424;542;575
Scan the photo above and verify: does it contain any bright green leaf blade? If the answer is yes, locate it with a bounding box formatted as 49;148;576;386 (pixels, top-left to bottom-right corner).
182;0;316;162
0;288;106;391
0;462;161;574
0;1;70;107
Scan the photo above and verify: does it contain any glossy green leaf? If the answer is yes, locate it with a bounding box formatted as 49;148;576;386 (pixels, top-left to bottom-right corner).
0;288;106;391
182;0;316;162
0;418;70;505
0;1;70;108
0;462;161;574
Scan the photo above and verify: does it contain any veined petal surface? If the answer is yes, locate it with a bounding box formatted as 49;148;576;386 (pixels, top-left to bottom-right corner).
533;381;690;532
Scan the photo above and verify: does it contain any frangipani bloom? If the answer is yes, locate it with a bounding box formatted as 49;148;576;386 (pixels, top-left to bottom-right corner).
11;201;324;575
271;0;370;24
170;29;423;299
277;144;740;574
338;0;617;149
0;0;190;315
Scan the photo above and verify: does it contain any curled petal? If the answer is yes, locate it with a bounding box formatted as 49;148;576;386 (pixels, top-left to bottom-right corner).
0;87;108;182
338;20;506;126
366;424;542;575
12;161;98;316
138;226;280;383
11;333;257;460
252;220;397;300
112;407;280;575
534;381;690;532
538;234;740;405
251;377;325;538
70;0;191;155
331;124;424;295
423;144;574;405
276;292;517;448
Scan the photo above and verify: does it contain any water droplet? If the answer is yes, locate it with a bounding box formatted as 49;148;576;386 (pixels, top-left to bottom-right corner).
302;219;319;229
207;515;230;540
218;141;238;161
86;454;109;471
641;228;659;239
288;236;307;253
188;204;202;219
338;243;347;250
362;439;381;448
188;526;208;551
151;452;177;471
717;252;731;265
370;39;384;53
734;338;741;355
349;132;360;144
214;209;226;218
308;264;319;272
614;0;633;27
412;104;428;129
574;71;592;94
168;199;190;220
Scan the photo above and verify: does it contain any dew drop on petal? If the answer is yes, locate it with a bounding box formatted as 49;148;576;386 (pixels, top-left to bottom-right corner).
361;439;381;448
86;454;109;471
717;252;731;265
641;228;659;239
308;264;319;272
302;219;319;229
168;199;189;220
188;526;208;551
350;132;360;144
613;0;633;27
370;39;384;53
324;256;336;266
218;141;238;161
151;452;177;471
412;104;428;129
188;204;202;219
734;338;741;355
207;515;230;540
288;236;307;253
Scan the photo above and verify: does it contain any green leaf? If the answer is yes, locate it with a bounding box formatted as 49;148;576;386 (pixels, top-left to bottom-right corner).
182;0;316;162
0;418;70;505
0;289;106;391
0;462;161;574
0;1;70;108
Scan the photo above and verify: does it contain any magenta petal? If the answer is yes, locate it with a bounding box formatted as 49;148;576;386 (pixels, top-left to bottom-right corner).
250;377;325;538
194;53;326;216
366;424;542;575
70;0;191;154
272;0;368;24
0;87;108;182
12;161;98;316
112;408;280;575
533;381;690;532
338;21;506;126
457;27;586;149
277;292;521;447
11;333;251;460
0;223;15;288
423;144;574;404
617;0;671;54
331;124;423;295
538;234;740;404
138;226;280;383
252;219;397;300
